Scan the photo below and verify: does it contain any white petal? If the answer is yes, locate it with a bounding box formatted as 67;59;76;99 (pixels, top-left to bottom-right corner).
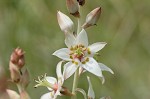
52;48;71;61
46;77;57;91
87;76;95;99
76;29;88;47
40;92;54;99
63;62;79;80
98;63;114;74
99;75;105;84
46;77;57;84
81;57;102;77
56;61;63;79
56;61;64;85
65;33;76;48
88;42;107;53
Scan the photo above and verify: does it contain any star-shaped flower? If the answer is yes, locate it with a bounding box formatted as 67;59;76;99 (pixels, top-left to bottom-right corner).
34;61;64;99
53;29;106;79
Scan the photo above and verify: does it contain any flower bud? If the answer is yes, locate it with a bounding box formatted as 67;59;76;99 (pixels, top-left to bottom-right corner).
57;11;74;34
82;7;101;29
9;62;21;83
21;69;30;88
10;47;25;69
77;0;85;6
66;0;80;17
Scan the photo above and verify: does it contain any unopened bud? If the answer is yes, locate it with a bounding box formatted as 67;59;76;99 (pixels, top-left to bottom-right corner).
21;69;30;88
77;0;85;6
57;11;74;34
82;7;101;29
20;90;30;99
66;0;80;17
9;62;21;83
10;47;25;69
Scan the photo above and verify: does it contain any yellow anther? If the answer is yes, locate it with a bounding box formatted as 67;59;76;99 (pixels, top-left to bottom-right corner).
86;58;89;62
82;61;86;64
75;62;78;65
70;56;73;59
87;48;91;54
70;47;74;51
72;61;75;63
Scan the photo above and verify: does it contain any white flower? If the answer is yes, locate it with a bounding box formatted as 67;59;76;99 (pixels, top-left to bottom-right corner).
34;61;64;99
53;29;106;79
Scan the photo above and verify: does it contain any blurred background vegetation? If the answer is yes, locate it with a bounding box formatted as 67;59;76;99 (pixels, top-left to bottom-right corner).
0;0;150;99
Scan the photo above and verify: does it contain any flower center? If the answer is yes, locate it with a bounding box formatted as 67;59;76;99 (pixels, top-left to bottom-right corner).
70;44;87;61
53;83;58;91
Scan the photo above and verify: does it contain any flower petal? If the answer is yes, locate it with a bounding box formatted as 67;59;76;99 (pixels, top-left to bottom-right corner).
76;29;88;47
98;63;114;74
56;61;64;85
40;92;54;99
63;62;79;80
99;75;105;84
81;57;102;77
45;77;57;91
46;77;57;85
65;33;76;48
52;48;71;61
56;61;63;79
88;42;107;53
87;76;95;99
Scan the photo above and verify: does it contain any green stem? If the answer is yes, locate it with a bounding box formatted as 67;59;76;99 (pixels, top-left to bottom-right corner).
71;68;79;99
71;5;82;99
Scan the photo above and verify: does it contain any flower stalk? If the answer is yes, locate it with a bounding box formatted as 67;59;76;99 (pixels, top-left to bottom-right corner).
71;5;81;99
71;67;79;99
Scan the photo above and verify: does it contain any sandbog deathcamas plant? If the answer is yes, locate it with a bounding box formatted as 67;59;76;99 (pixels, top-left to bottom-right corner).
34;0;114;99
0;0;113;99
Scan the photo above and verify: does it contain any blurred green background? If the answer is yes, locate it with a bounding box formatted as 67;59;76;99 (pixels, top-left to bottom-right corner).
0;0;150;99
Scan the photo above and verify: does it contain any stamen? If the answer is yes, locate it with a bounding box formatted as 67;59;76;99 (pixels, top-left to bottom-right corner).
75;62;78;65
86;58;89;62
87;48;91;54
70;56;73;59
82;61;86;64
72;61;75;63
70;46;74;51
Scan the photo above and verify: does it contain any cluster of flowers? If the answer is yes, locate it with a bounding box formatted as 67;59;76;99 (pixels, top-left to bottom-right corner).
0;0;114;99
34;0;114;99
0;48;30;99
